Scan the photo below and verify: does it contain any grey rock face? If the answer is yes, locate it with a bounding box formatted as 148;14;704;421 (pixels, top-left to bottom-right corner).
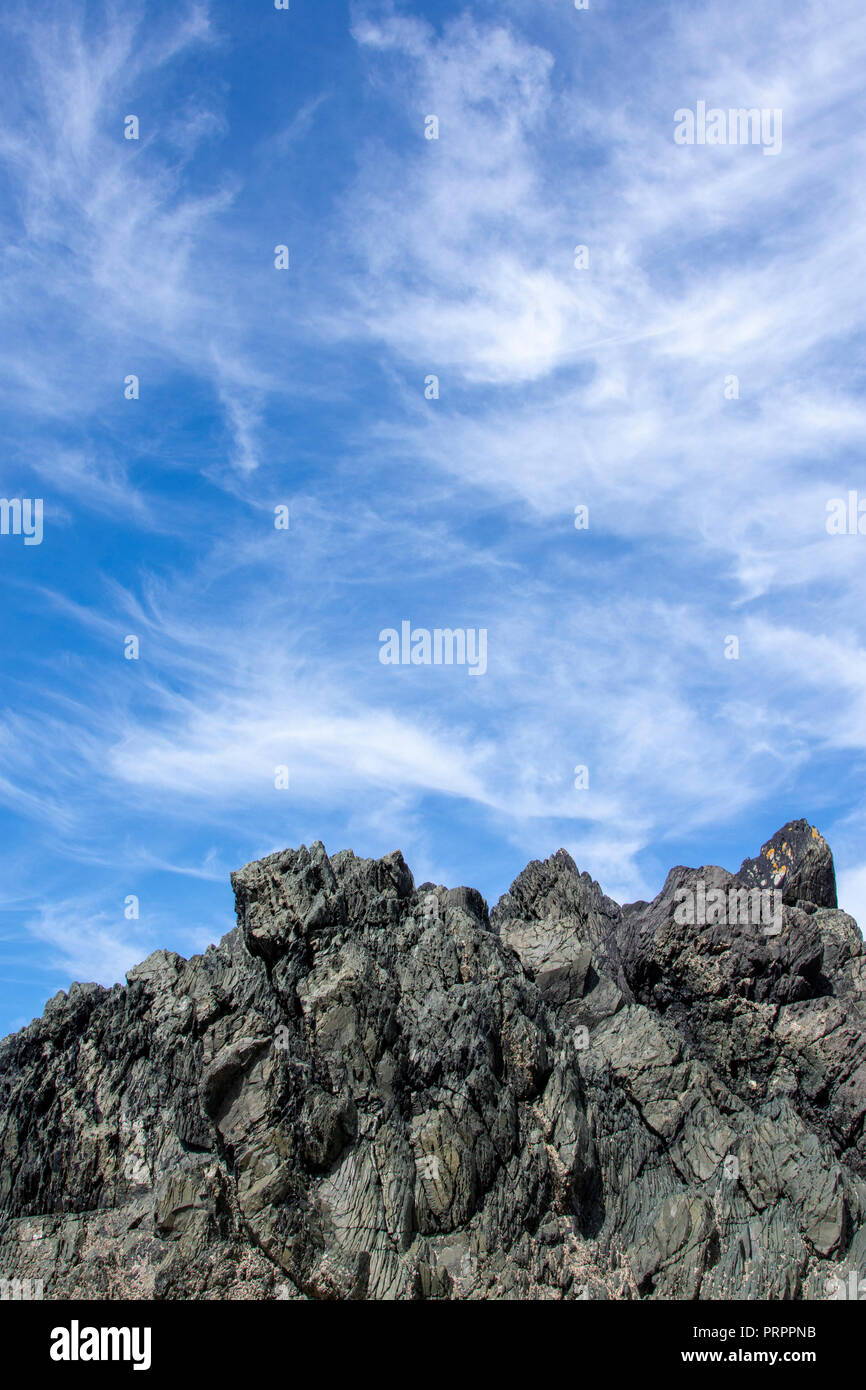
1;822;864;1300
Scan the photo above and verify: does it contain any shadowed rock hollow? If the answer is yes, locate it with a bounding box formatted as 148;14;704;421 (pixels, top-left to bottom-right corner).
2;819;865;1300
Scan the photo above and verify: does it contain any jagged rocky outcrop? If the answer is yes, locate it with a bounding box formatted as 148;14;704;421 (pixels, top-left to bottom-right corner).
1;820;865;1300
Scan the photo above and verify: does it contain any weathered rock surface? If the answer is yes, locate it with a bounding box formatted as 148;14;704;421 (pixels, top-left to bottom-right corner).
1;821;865;1300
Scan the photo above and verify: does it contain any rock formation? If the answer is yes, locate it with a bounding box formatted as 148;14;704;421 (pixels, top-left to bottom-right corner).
1;819;865;1300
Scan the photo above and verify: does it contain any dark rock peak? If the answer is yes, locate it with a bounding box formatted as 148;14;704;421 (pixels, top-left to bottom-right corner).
737;819;837;909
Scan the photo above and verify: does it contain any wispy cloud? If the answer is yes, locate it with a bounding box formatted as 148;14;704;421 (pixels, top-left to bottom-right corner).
1;0;864;1009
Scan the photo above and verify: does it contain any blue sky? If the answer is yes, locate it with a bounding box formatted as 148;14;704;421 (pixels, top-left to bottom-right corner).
1;0;865;1036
